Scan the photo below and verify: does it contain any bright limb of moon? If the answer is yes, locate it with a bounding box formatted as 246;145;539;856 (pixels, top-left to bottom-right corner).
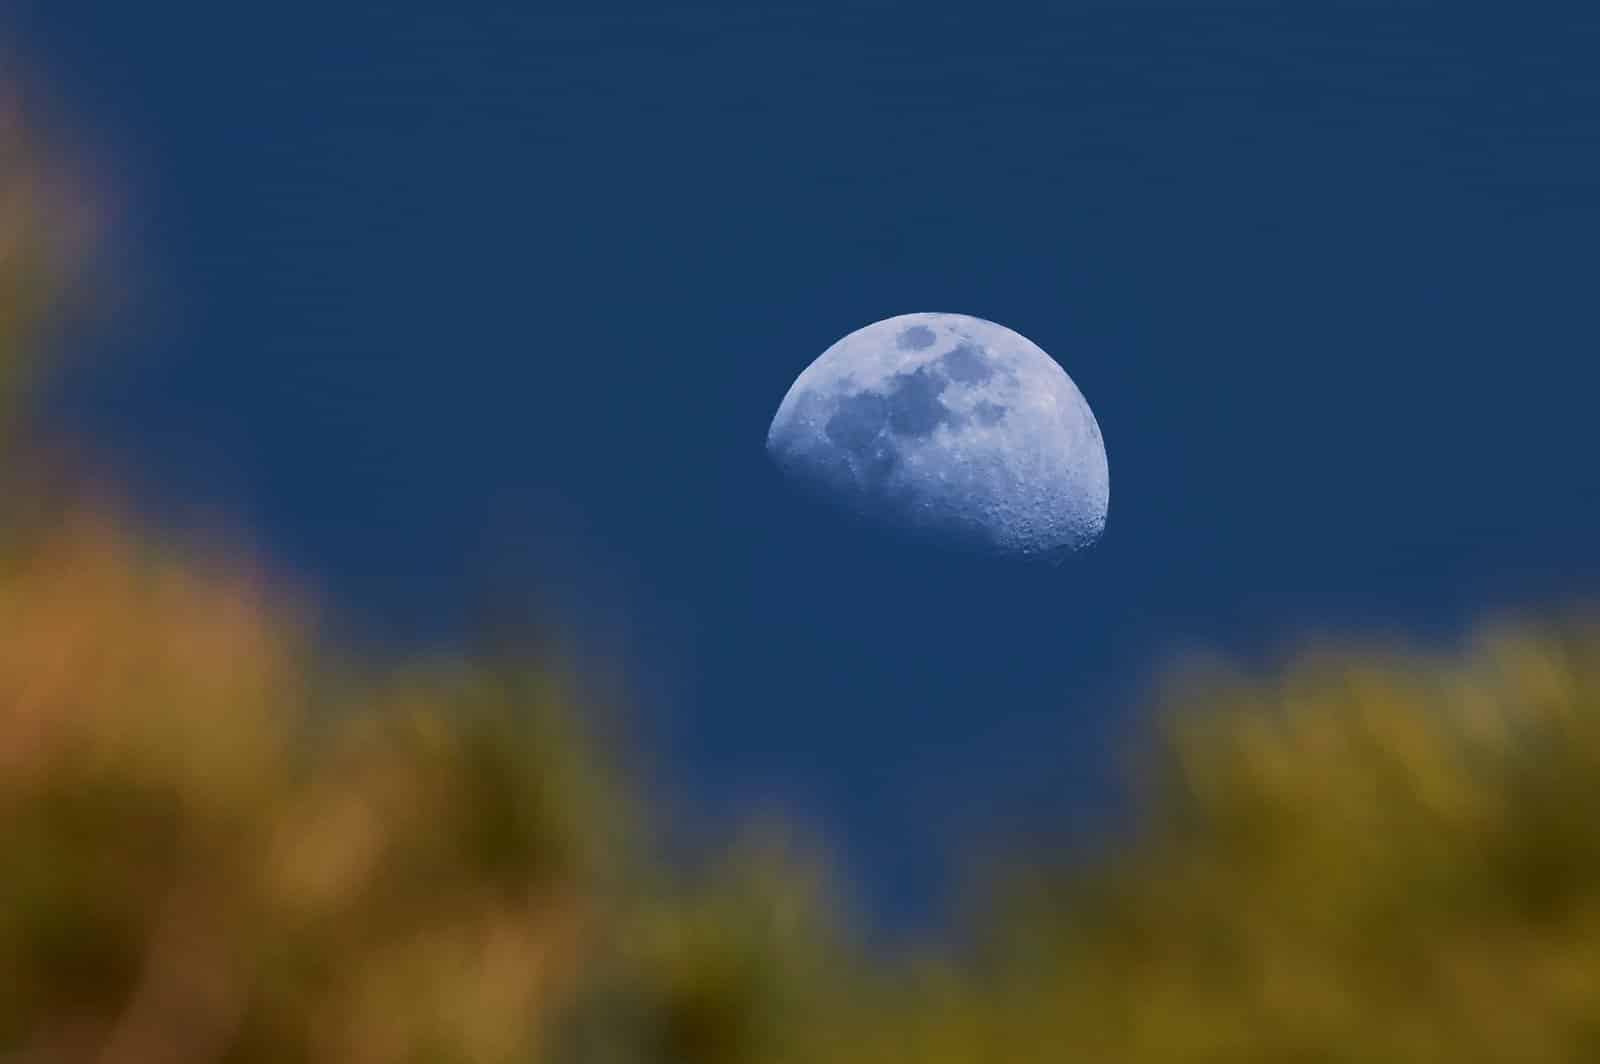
766;312;1109;559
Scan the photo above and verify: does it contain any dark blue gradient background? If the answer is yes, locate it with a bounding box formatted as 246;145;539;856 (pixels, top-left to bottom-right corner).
16;1;1600;932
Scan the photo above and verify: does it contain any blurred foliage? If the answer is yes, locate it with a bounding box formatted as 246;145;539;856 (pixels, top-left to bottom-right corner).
11;73;1600;1064
0;512;612;1062
951;628;1600;1064
0;89;85;431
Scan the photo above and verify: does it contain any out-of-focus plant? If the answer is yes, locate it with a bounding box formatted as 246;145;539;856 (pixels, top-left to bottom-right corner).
0;78;626;1064
0;497;855;1064
0;512;624;1063
0;87;90;431
948;624;1600;1064
551;827;858;1064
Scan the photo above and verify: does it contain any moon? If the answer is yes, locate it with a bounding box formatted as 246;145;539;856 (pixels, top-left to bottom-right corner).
766;312;1109;559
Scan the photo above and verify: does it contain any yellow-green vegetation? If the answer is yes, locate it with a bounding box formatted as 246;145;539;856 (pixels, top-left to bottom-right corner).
11;85;1600;1064
944;630;1600;1064
0;499;856;1064
0;510;606;1062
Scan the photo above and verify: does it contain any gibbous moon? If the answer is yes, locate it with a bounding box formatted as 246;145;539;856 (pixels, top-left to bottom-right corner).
767;312;1109;559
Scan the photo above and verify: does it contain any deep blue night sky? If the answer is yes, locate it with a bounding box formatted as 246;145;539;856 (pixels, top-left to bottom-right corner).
16;2;1600;931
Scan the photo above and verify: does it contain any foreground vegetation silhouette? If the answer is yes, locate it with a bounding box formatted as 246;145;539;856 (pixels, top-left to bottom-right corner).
9;85;1600;1063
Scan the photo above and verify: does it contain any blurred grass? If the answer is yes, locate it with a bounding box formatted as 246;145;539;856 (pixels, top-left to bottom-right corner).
11;73;1600;1064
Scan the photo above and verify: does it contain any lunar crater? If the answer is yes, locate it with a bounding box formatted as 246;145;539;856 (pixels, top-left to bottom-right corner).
973;400;1007;426
940;342;993;384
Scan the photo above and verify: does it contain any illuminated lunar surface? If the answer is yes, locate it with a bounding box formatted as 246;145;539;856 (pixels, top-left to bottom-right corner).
767;312;1109;559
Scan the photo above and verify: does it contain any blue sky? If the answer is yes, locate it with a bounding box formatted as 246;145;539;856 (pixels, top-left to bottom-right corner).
18;1;1600;932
